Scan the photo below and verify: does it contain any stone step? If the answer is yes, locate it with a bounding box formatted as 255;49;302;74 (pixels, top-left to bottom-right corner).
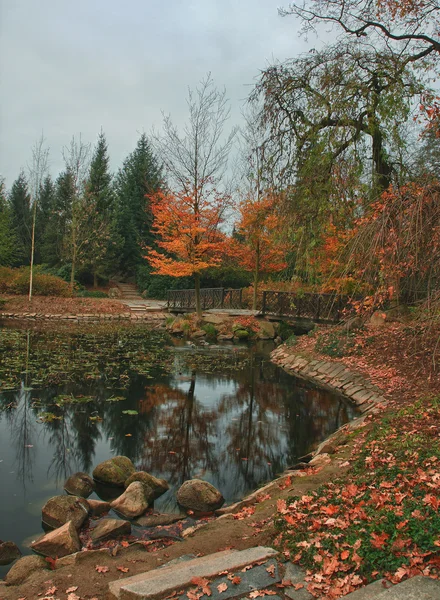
342;576;440;600
108;546;278;600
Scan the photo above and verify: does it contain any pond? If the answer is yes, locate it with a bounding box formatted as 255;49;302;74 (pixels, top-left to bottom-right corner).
0;323;358;575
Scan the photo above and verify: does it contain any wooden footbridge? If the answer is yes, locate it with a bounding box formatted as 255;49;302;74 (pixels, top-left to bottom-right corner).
167;288;355;324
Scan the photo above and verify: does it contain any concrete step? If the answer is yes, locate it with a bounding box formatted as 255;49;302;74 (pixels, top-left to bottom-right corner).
342;576;440;600
108;546;278;600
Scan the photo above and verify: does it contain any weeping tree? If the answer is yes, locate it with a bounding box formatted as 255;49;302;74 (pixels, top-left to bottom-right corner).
250;42;427;280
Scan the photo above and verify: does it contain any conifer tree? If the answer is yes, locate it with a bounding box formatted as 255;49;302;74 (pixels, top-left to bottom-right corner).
9;171;31;264
0;178;21;266
35;175;56;264
43;170;75;267
114;133;163;276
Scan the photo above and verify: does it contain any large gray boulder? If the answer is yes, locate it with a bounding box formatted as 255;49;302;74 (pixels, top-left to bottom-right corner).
124;471;169;500
93;456;135;486
0;540;21;565
176;479;224;513
42;495;89;530
64;472;94;498
110;481;149;518
5;555;48;586
30;521;81;558
90;518;131;544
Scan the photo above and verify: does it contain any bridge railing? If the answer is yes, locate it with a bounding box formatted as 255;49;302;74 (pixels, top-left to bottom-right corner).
167;288;243;311
261;291;355;323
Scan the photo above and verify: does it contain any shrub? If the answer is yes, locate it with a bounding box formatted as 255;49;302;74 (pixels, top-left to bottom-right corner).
76;290;108;298
202;323;218;339
5;267;71;297
0;267;16;293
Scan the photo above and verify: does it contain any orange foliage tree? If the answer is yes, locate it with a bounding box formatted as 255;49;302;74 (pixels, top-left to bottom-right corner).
233;195;287;310
145;186;229;315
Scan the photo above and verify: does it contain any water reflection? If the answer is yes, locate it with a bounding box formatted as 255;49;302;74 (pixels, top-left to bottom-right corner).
0;330;358;569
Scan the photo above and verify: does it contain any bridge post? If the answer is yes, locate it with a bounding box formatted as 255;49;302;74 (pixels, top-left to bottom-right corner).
262;291;267;315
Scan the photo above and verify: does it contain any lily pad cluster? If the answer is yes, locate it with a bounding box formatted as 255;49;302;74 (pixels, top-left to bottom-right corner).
0;324;173;392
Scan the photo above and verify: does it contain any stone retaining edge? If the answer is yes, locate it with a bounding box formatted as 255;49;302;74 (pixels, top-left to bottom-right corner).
271;345;387;415
0;312;167;322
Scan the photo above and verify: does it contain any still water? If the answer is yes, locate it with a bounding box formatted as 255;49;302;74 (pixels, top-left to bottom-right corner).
0;326;357;573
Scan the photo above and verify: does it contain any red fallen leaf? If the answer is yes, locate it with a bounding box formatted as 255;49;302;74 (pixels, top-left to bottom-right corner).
117;566;129;573
231;576;241;585
293;583;304;590
341;550;350;560
187;589;203;600
95;565;110;573
277;499;287;514
283;514;296;526
45;557;57;570
217;582;228;593
120;540;130;547
266;564;276;577
190;577;212;596
396;520;409;530
320;504;339;516
371;532;390;549
423;494;440;510
45;587;57;595
279;476;292;490
241;565;252;572
66;588;78;593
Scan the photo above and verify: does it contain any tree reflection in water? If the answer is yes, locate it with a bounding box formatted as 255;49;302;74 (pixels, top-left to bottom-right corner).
0;335;358;513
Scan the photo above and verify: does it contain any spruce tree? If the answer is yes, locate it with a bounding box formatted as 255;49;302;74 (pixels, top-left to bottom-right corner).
42;170;75;267
114;133;163;276
0;179;21;266
35;175;56;264
9;171;31;265
86;130;114;214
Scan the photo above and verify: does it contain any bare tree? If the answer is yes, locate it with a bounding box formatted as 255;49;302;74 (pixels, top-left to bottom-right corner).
62;135;92;290
27;134;49;301
151;74;238;314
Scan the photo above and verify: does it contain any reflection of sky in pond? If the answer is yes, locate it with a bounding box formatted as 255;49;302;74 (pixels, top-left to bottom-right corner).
0;336;358;575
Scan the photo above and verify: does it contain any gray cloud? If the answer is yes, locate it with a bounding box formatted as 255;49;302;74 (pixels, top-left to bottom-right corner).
0;0;313;186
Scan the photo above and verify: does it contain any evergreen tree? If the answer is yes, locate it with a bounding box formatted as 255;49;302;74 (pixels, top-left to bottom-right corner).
114;133;163;276
9;171;31;264
42;170;75;267
86;130;114;214
0;178;21;266
82;130;115;286
35;175;56;264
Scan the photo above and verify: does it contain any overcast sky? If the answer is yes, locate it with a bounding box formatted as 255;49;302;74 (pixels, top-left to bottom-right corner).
0;0;317;187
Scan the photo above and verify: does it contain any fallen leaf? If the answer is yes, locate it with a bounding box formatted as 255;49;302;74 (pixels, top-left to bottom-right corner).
117;566;129;573
95;565;110;573
266;564;276;577
217;582;228;593
66;588;78;593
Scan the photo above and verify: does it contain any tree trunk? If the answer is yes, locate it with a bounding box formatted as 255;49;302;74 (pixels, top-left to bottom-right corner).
93;269;98;289
194;272;202;317
28;202;37;302
70;221;77;294
372;125;392;192
252;241;260;311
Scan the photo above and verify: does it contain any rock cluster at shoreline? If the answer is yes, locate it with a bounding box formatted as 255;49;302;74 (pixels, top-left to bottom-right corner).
3;455;225;585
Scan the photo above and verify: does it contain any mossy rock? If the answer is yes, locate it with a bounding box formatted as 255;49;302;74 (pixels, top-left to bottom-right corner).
176;479;224;513
125;471;169;500
42;495;89;530
233;329;249;339
93;456;135;487
64;472;94;498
